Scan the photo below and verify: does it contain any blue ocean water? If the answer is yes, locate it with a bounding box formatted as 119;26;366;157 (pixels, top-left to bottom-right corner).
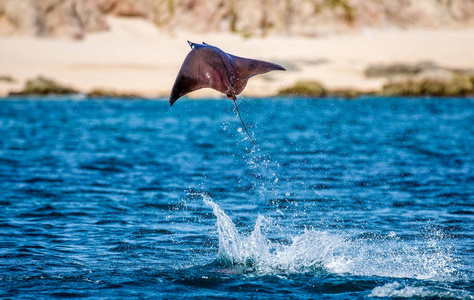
0;96;473;299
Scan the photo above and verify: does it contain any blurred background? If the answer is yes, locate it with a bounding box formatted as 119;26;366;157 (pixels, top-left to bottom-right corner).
1;0;474;98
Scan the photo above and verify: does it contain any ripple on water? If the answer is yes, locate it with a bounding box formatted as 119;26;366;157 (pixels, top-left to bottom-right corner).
0;98;472;299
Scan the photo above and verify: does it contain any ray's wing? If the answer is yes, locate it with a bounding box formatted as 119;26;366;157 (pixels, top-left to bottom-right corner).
230;55;286;95
169;47;232;106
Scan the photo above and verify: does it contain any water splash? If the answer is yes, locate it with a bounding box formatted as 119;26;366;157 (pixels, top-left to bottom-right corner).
204;195;349;275
348;231;457;280
203;196;457;280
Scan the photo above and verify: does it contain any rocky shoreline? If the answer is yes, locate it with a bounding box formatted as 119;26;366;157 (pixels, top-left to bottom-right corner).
2;0;473;39
280;62;474;98
6;61;474;99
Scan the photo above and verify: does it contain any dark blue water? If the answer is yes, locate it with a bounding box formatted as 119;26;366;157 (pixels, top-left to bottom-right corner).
0;96;473;299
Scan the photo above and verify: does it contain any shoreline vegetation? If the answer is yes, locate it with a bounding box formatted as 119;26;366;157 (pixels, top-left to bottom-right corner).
5;60;474;99
278;62;474;98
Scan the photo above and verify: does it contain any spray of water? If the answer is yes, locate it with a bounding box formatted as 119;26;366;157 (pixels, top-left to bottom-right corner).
203;195;457;280
369;281;472;299
204;195;349;275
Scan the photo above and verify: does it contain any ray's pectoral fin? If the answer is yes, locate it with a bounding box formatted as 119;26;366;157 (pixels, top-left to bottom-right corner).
169;43;233;106
231;56;286;95
237;57;286;77
169;76;201;106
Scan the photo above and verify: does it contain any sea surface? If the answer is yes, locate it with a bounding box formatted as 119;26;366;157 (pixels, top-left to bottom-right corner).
0;96;473;299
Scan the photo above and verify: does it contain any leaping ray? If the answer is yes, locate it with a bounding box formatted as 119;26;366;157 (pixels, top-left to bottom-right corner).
169;41;285;145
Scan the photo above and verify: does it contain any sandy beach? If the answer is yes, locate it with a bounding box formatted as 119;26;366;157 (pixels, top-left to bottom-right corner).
1;16;474;98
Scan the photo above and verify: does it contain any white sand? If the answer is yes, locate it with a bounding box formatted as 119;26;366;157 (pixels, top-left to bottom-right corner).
1;16;474;98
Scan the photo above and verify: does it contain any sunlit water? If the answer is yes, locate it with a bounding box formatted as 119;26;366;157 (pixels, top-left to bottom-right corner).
0;96;473;299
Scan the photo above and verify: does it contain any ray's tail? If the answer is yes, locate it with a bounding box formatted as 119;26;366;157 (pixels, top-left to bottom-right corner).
232;95;257;147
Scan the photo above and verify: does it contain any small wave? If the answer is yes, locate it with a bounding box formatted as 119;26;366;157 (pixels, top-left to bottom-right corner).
203;195;458;280
95;219;127;225
369;282;473;299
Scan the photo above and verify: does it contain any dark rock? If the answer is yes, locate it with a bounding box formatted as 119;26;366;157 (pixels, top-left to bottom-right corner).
87;88;120;97
9;76;78;96
278;80;327;97
87;88;139;98
328;89;361;99
380;71;474;97
366;61;474;96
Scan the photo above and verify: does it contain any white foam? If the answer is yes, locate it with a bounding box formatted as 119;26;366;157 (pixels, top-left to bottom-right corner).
370;282;432;298
369;282;473;299
203;196;458;280
205;196;350;275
